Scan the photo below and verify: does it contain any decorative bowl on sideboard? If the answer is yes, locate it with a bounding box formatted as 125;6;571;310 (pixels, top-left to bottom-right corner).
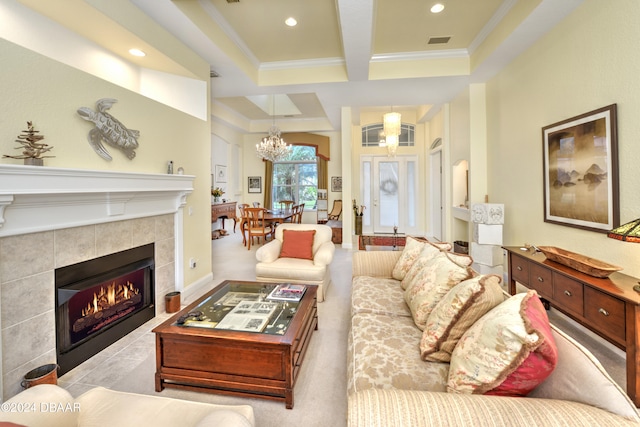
536;246;623;278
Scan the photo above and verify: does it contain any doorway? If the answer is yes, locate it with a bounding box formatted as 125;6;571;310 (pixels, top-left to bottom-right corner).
429;146;443;241
360;155;418;235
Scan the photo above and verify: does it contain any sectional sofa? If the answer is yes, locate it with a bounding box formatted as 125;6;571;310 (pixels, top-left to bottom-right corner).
348;239;640;426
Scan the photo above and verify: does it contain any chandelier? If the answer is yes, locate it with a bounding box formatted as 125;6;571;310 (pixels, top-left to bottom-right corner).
256;96;290;162
382;110;401;156
383;111;401;137
385;134;399;157
256;125;289;162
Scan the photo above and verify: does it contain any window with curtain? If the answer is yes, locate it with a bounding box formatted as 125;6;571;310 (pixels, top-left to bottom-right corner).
271;145;318;210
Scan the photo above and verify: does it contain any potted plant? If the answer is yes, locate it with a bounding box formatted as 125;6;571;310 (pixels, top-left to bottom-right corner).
3;121;54;165
211;187;225;203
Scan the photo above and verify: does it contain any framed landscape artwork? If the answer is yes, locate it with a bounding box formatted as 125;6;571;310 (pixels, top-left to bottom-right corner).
542;104;619;233
248;176;261;193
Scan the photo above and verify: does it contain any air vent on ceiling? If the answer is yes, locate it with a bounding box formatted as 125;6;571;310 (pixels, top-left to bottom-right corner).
226;0;240;3
428;36;451;45
210;70;220;78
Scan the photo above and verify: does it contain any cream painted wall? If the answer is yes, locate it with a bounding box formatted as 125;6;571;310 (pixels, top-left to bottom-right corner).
486;0;640;277
0;38;213;287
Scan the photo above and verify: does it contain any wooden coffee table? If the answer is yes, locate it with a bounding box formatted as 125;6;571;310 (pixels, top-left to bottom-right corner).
153;280;318;409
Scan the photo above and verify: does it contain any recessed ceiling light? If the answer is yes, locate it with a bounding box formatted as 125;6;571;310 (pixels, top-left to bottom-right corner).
431;3;445;14
128;48;146;57
285;17;297;27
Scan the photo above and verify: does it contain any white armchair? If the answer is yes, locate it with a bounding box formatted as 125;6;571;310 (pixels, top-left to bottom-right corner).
255;224;335;302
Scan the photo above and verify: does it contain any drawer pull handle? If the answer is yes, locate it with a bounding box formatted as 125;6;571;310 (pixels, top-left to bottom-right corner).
516;266;522;271
564;290;572;297
598;308;610;317
537;277;544;282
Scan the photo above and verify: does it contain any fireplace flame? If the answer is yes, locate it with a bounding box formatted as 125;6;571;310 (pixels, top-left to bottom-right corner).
81;281;140;317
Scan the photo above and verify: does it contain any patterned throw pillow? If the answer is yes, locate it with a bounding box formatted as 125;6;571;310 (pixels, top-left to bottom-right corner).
392;237;451;281
447;290;558;396
400;243;443;290
420;274;505;362
404;252;474;330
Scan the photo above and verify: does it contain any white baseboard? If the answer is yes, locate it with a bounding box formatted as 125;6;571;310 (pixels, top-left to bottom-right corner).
182;272;214;305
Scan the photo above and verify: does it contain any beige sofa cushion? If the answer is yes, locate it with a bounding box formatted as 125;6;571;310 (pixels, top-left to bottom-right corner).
351;275;410;317
347;312;449;395
420;274;504;362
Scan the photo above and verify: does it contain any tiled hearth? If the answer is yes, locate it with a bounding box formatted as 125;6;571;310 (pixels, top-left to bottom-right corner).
0;165;194;400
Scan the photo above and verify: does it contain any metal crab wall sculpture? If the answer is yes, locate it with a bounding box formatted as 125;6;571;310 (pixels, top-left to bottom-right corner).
77;98;139;161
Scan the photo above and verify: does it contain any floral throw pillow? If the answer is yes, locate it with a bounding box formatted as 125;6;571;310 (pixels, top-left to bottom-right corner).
447;290;558;396
420;274;505;362
392;237;427;280
392;237;451;281
404;252;475;330
400;243;443;290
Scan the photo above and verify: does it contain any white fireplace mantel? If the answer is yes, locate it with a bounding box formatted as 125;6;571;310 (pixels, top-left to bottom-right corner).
0;164;194;237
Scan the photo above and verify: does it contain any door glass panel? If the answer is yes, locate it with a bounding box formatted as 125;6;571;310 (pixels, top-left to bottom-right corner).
407;160;416;227
379;161;399;227
363;161;371;226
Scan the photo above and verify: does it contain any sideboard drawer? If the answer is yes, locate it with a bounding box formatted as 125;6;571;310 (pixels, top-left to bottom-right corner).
552;273;584;316
529;264;553;299
511;255;530;285
584;287;625;343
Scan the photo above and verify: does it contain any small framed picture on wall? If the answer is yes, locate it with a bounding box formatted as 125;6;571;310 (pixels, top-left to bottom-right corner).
215;164;227;183
248;176;262;193
331;176;342;192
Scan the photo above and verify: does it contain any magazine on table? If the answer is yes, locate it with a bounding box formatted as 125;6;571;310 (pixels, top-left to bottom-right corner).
215;300;279;332
267;284;306;302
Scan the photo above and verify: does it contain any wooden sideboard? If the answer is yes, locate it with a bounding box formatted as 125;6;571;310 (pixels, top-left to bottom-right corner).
211;201;237;232
504;246;640;406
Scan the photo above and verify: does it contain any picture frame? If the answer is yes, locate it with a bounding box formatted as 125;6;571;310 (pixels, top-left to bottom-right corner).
215;164;227;183
331;176;342;192
542;104;619;233
248;176;262;193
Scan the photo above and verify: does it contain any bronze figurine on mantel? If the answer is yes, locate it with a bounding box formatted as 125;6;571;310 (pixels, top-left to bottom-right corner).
77;98;139;161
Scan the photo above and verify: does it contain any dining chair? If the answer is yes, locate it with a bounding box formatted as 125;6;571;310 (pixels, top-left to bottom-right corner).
328;199;342;220
278;200;294;211
244;207;274;250
297;203;305;223
237;204;250;245
284;204;300;224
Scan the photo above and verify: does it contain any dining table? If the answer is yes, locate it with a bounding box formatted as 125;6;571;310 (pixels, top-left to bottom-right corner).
239;209;295;246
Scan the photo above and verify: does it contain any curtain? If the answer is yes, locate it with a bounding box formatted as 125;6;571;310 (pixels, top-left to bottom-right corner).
263;160;273;208
318;157;328;192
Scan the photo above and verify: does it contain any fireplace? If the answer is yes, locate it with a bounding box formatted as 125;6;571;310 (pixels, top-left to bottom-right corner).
55;244;155;375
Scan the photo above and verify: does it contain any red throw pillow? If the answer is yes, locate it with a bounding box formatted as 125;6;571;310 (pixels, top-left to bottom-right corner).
448;290;558;396
280;230;316;260
486;292;558;396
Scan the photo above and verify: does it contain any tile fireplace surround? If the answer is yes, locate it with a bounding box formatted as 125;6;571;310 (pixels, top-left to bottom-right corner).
0;165;194;400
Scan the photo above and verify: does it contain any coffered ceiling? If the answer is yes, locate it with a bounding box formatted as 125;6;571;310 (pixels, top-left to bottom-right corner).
17;0;584;133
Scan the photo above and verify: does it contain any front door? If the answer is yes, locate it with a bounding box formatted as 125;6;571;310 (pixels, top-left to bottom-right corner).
360;155;418;235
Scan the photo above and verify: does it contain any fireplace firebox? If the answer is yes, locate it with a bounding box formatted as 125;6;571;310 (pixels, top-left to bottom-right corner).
55;244;155;375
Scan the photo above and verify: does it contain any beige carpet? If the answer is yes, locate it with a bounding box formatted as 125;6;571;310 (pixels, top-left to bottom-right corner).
58;229;627;427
